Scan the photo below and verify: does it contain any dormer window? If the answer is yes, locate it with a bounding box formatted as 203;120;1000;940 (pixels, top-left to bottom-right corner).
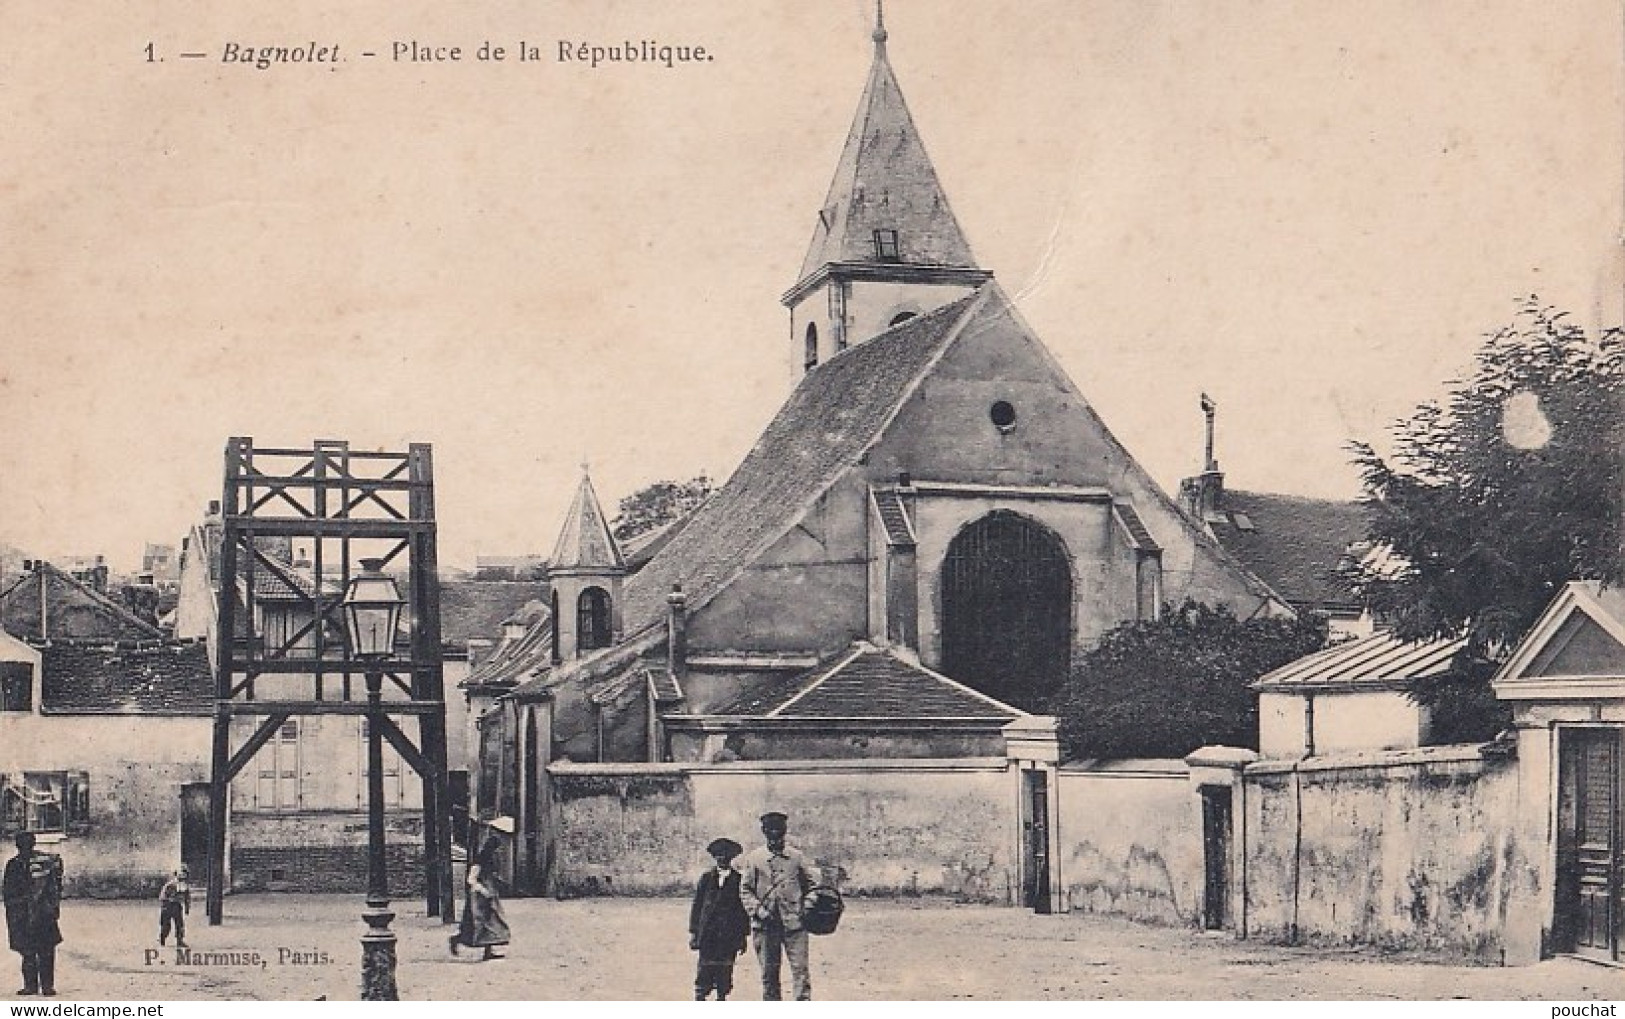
873;229;900;262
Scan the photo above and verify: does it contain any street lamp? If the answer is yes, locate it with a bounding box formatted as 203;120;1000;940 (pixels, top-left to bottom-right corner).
342;558;405;1001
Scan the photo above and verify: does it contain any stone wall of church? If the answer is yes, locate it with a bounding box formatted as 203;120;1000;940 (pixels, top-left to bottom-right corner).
685;484;871;656
866;293;1279;624
908;493;1130;665
546;759;1017;901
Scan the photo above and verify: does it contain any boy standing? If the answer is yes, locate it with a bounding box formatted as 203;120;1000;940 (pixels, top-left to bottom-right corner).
688;837;748;1001
158;866;190;948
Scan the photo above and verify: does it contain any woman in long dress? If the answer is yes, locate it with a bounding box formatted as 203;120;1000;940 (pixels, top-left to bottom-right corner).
450;817;512;961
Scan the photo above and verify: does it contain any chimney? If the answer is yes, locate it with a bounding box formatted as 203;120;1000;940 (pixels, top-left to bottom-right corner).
502;618;527;642
292;547;312;571
207;500;221;517
467;636;495;668
1179;394;1226;523
667;583;688;680
1200;393;1218;473
123;581;160;627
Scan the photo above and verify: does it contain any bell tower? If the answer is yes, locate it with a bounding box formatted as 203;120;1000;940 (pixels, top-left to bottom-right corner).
547;467;626;662
781;1;992;378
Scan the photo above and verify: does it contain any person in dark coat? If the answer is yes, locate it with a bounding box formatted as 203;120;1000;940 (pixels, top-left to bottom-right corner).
3;833;63;997
157;865;191;948
450;817;512;961
688;837;749;1001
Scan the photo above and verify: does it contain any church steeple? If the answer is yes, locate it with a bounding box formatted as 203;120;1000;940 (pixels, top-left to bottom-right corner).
548;467;626;661
781;1;992;376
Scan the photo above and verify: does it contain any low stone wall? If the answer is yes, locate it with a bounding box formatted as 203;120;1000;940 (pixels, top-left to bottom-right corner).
1055;760;1202;926
548;758;1016;901
1241;746;1529;960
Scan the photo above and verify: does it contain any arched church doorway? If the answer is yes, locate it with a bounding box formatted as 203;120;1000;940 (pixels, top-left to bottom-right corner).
941;511;1072;711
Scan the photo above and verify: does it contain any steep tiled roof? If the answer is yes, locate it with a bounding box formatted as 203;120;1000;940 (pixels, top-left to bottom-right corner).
0;564;164;642
464;607;553;690
439;581;548;647
798;26;978;277
711;643;1021;720
551;472;625;573
38;640;213;714
623;516;691;574
1207;491;1369;610
622;291;980;637
1253;630;1464;691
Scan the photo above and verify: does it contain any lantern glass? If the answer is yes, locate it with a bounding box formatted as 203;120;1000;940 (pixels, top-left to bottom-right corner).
342;560;404;659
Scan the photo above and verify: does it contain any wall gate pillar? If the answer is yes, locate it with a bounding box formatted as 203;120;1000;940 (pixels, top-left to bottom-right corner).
1005;715;1062;913
1185;745;1260;936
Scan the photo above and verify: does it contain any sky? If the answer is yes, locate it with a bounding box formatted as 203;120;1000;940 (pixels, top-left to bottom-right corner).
2;0;1621;572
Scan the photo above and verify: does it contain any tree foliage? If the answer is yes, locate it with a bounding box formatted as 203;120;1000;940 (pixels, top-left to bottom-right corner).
1052;601;1327;761
1343;299;1624;739
611;475;713;543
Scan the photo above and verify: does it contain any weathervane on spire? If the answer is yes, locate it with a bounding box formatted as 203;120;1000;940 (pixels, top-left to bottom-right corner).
873;0;888;47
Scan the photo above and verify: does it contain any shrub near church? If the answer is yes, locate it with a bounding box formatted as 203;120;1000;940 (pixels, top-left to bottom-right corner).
1053;600;1327;762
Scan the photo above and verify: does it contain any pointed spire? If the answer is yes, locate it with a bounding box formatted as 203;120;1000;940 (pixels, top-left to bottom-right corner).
550;468;625;575
795;7;979;280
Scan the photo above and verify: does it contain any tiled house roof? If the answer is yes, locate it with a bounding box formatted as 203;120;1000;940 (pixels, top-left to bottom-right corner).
0;563;164;642
439;581;548;648
712;643;1022;721
621;291;980;637
38;640;213;714
464;605;553;690
1253;630;1464;692
1206;491;1368;611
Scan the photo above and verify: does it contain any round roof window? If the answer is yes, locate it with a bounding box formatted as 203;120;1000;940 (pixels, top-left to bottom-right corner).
990;400;1017;433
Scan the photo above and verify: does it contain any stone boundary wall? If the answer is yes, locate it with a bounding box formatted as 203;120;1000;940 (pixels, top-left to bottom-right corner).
1240;745;1528;960
547;758;1017;901
1054;759;1203;926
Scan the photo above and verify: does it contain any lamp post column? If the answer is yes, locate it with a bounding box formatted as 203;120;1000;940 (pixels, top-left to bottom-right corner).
361;670;399;1001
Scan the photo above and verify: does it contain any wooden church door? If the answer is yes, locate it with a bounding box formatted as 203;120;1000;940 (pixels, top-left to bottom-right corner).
941;511;1071;711
1555;726;1621;962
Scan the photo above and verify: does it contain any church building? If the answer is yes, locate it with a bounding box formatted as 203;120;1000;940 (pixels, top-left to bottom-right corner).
497;11;1288;775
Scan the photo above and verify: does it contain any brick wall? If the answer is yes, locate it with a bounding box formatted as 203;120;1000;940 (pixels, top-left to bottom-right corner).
231;811;426;895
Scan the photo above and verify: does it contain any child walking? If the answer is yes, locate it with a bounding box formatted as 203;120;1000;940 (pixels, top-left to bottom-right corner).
158;866;190;948
688;837;749;1001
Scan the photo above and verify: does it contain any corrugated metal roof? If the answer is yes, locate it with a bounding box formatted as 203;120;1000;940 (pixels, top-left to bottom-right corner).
1253;629;1465;691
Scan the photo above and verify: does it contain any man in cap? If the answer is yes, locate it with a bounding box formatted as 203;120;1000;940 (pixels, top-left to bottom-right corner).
737;811;815;1000
3;833;63;997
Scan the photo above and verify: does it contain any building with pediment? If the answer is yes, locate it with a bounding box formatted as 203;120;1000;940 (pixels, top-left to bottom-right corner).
1493;580;1625;964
